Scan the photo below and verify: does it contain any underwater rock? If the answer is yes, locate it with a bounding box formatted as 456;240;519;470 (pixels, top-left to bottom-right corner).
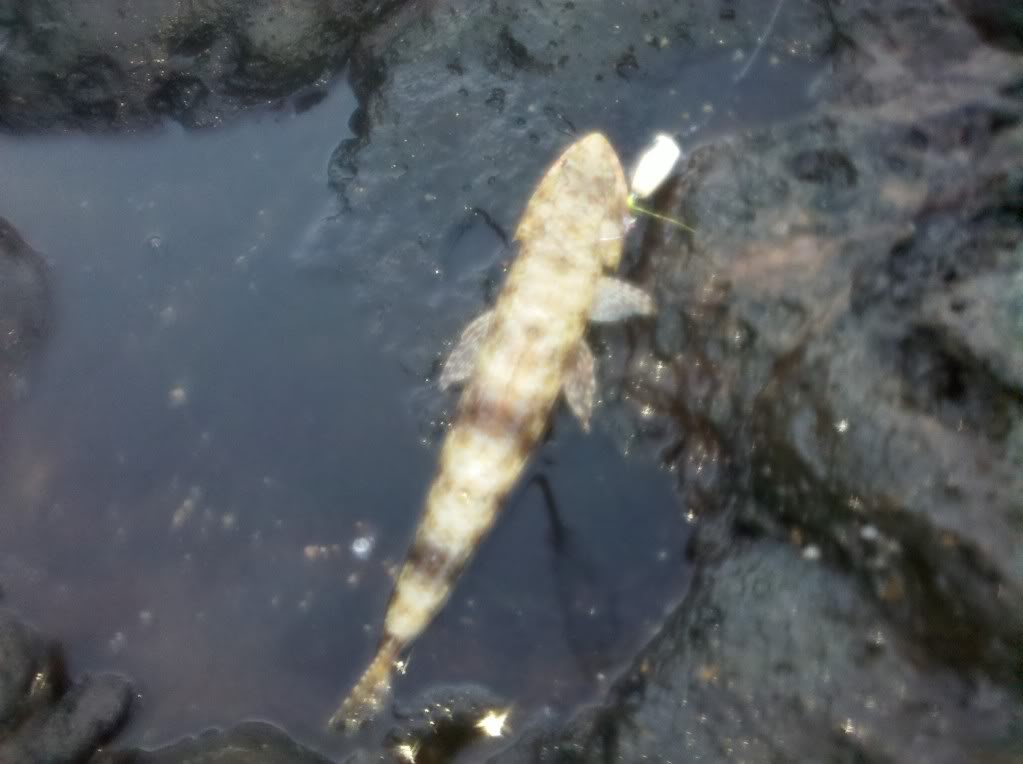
304;0;826;349
0;0;406;131
953;0;1023;53
490;2;1023;762
492;529;1021;763
0;217;51;408
0;609;132;763
382;683;508;763
104;722;333;764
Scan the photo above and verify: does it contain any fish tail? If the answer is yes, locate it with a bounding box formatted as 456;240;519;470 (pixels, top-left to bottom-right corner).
328;636;401;733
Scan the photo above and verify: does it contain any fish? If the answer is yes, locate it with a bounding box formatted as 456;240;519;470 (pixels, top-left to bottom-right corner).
329;132;674;731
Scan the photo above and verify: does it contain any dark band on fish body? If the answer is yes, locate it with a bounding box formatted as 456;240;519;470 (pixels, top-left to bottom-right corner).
405;536;453;580
456;389;544;458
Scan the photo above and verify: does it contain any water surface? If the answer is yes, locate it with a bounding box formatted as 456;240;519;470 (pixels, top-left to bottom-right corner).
0;78;694;755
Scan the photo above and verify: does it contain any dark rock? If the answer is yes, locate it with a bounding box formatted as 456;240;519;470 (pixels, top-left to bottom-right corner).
0;673;134;763
283;0;1023;760
0;609;51;728
817;0;993;109
484;1;1023;761
4;0;1022;762
301;0;825;350
0;1;408;132
383;683;507;764
294;0;1021;761
0;609;132;763
953;0;1023;52
492;535;1020;763
787;147;858;189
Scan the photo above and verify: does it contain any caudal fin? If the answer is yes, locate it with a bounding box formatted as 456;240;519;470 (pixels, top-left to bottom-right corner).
328;638;400;733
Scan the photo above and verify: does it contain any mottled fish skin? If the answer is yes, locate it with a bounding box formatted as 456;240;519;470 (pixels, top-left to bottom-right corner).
330;133;629;731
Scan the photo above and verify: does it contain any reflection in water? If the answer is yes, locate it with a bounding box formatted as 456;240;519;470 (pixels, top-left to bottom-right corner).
0;78;689;755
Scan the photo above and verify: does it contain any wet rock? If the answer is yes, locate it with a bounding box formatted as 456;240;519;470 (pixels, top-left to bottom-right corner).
953;0;1023;53
492;531;1020;763
0;1;407;131
620;44;1023;680
0;217;51;406
0;609;132;763
383;683;508;764
3;0;1020;762
301;0;826;348
0;609;51;726
105;721;333;764
511;1;1023;761
298;0;1023;761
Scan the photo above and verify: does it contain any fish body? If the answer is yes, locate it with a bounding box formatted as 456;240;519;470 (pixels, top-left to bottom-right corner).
331;132;650;731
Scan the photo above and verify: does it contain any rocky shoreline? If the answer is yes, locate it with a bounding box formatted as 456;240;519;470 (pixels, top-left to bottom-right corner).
0;0;1020;761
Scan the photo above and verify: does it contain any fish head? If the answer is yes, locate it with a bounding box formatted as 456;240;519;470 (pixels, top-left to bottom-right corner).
565;133;630;272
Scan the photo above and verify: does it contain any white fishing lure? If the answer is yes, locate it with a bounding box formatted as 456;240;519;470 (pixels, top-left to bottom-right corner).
629;133;683;200
625;133;694;233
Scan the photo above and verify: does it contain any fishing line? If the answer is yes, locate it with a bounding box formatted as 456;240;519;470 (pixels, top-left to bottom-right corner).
734;0;788;84
631;0;791;231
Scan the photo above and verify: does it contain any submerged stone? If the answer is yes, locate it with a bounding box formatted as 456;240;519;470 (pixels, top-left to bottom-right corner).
0;1;405;131
0;610;132;763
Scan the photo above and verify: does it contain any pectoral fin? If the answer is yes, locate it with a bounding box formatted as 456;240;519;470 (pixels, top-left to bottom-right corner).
563;342;596;432
439;310;494;390
589;276;655;323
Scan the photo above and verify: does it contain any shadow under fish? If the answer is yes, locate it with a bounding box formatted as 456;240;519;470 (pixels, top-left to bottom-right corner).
524;470;624;681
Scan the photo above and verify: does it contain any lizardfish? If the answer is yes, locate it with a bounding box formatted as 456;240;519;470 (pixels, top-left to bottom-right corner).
330;131;678;731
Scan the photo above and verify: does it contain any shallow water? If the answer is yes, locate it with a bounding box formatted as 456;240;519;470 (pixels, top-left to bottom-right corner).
0;15;828;751
0;77;699;755
0;81;410;749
